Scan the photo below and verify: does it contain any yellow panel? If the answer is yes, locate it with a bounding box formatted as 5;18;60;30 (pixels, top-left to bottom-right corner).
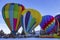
5;4;10;18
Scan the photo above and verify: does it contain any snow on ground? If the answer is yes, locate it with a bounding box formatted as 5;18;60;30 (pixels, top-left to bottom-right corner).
0;38;60;40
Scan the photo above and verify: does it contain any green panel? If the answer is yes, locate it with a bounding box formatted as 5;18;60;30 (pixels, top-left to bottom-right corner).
5;4;10;18
2;7;5;19
30;18;36;28
13;4;19;18
28;18;36;31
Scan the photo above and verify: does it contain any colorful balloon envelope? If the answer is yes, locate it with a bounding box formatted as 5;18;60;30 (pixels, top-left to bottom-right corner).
40;15;58;34
55;14;60;31
21;9;42;34
2;3;25;34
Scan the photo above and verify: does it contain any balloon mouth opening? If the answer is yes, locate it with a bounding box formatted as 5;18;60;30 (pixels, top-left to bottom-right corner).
11;31;17;35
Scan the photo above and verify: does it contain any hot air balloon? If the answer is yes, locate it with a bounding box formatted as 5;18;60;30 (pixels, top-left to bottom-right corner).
21;9;42;34
55;14;60;30
55;14;60;36
40;15;58;34
2;3;25;35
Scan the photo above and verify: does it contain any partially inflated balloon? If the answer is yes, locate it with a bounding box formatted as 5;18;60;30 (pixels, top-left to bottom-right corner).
2;3;25;34
40;15;58;34
21;9;42;34
55;14;60;30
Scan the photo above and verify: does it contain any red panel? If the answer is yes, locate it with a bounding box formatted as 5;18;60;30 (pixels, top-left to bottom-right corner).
13;18;17;31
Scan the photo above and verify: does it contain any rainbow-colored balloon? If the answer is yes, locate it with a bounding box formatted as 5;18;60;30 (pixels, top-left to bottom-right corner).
21;9;42;34
40;15;58;34
2;3;25;34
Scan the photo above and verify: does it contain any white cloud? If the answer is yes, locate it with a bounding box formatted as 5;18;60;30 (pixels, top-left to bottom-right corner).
53;12;60;17
34;25;41;31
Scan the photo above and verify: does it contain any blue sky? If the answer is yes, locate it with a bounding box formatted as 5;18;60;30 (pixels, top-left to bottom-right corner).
0;0;60;34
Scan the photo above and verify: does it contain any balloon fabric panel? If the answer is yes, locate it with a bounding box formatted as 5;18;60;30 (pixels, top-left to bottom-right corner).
3;3;12;30
13;4;19;31
55;15;60;27
16;6;22;31
9;4;14;31
25;11;30;30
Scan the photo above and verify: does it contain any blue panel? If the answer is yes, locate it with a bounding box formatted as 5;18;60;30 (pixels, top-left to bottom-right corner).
27;15;32;32
9;4;14;31
25;11;30;30
40;17;44;28
46;22;55;33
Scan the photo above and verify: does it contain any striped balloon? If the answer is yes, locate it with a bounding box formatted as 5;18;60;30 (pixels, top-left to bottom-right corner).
21;9;42;34
40;15;58;34
55;14;60;28
2;3;25;34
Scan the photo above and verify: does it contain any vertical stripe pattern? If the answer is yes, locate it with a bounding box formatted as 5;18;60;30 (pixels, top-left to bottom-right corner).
21;11;36;33
21;9;42;34
2;3;25;34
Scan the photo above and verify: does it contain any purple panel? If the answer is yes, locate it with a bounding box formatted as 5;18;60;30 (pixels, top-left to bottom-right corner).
25;11;31;29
